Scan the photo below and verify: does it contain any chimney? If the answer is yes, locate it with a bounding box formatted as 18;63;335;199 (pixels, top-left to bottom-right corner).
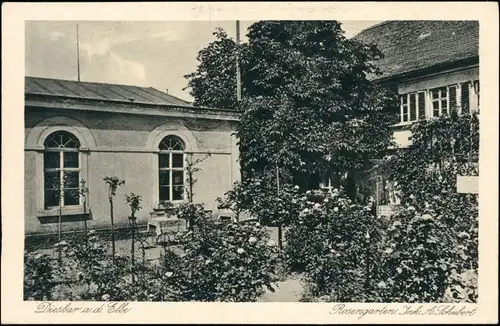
165;89;169;94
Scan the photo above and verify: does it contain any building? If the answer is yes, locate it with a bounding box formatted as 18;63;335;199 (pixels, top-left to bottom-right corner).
354;20;480;214
24;76;240;235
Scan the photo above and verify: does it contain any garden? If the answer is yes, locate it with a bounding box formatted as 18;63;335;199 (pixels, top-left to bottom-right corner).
24;112;479;303
24;21;479;303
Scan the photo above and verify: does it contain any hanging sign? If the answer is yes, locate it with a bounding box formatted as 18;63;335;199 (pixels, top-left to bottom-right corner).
456;175;479;194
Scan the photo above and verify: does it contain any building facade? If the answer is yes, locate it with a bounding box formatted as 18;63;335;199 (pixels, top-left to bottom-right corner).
354;20;480;213
25;77;240;235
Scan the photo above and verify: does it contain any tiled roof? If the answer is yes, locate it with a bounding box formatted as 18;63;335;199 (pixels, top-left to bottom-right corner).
25;76;193;107
354;21;479;81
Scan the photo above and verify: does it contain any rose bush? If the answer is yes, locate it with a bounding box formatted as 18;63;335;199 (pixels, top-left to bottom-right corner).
24;250;62;300
169;216;281;302
61;231;132;301
377;112;479;303
284;188;389;301
219;174;301;227
175;202;207;230
24;203;280;302
370;194;478;303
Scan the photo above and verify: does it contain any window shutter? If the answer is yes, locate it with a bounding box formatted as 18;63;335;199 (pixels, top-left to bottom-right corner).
473;80;480;112
409;93;417;121
400;94;408;122
418;92;426;120
449;85;457;113
461;82;470;114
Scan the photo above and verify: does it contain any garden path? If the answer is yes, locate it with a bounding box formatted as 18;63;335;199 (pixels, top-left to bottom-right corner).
258;275;305;302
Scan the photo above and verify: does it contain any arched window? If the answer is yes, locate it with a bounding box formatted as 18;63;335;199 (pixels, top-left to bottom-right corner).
43;131;81;208
158;136;185;202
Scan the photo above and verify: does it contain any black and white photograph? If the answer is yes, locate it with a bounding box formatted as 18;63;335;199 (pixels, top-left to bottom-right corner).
2;2;498;324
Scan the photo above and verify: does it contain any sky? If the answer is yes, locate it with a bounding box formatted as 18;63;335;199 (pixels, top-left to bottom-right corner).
25;20;382;102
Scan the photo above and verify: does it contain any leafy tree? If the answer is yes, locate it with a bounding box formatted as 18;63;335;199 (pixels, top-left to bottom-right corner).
183;28;247;110
185;21;399;200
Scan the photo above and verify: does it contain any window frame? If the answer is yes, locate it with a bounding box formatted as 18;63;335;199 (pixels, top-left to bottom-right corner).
397;81;477;125
400;92;423;123
429;84;462;118
430;86;449;117
158;136;186;203
43;131;82;209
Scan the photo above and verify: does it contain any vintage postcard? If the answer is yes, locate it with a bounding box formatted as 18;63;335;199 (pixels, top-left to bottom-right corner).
1;2;498;324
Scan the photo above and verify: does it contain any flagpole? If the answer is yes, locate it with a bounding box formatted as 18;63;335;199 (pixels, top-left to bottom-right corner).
235;20;241;104
76;23;81;82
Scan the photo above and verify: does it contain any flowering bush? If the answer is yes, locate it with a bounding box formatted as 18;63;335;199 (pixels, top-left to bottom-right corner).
24;232;132;301
24;251;61;300
226;176;301;224
289;187;477;303
284;188;387;301
175;202;207;230
61;231;132;301
219;174;303;252
216;181;251;221
376;112;479;302
370;196;478;303
171;218;281;301
24;208;280;302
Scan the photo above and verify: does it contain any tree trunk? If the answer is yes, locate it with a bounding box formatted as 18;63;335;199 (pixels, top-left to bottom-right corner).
83;198;88;234
344;170;357;200
332;172;342;189
130;214;136;283
189;172;194;204
58;201;62;266
276;166;283;250
364;234;370;291
277;225;283;251
110;198;116;260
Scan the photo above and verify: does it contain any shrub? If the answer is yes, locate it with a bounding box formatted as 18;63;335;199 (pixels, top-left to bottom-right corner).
370;194;478;303
175;202;207;230
285;188;387;301
61;231;132;301
24;216;280;302
219;173;301;227
386;112;479;208
172;216;281;302
289;187;478;303
376;112;479;303
24;251;60;300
